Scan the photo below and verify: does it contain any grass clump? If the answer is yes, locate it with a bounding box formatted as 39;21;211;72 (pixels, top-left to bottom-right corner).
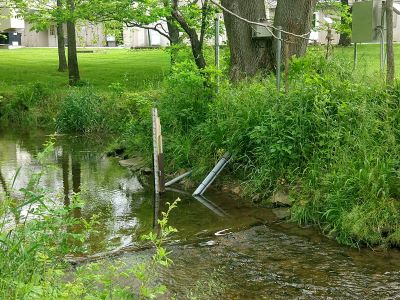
56;87;102;133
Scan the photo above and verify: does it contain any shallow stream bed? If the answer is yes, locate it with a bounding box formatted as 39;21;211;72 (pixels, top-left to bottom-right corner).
0;129;399;299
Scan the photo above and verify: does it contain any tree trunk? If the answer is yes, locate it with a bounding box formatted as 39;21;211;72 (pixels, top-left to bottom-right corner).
167;16;180;45
166;15;180;64
338;0;351;46
67;0;80;86
171;0;206;69
386;0;395;85
57;0;67;72
221;0;273;81
57;24;68;72
274;0;317;58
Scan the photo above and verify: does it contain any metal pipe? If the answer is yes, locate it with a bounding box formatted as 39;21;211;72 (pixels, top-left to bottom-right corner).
193;152;231;196
276;26;282;91
353;42;358;71
215;16;220;93
165;171;192;187
380;2;386;73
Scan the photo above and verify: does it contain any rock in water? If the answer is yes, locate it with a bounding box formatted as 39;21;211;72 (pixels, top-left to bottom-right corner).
119;156;146;172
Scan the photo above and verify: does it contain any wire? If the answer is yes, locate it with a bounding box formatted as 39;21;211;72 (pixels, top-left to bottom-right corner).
209;0;313;41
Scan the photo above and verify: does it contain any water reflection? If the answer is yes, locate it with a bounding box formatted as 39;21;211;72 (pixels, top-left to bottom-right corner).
0;130;279;254
0;168;9;196
1;129;400;298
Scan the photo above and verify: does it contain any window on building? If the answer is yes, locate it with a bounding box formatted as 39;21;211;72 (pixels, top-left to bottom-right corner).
49;25;56;36
312;12;318;29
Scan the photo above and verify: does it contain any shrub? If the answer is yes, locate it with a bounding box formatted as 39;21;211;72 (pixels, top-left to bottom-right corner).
0;82;54;126
56;88;102;133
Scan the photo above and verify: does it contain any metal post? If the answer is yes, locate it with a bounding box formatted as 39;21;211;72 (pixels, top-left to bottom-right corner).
215;15;220;93
380;1;386;73
353;42;358;70
276;26;282;92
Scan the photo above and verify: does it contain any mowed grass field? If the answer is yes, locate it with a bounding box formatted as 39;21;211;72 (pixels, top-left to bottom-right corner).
0;48;171;92
0;44;400;94
333;43;400;76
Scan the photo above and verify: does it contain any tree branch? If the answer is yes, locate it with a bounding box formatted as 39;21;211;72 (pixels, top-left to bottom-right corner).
125;21;172;42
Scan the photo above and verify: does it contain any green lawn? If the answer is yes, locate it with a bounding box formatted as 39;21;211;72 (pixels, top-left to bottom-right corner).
0;48;171;92
333;43;400;77
0;45;399;94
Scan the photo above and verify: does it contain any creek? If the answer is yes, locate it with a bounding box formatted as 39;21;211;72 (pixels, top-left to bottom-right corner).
0;129;399;299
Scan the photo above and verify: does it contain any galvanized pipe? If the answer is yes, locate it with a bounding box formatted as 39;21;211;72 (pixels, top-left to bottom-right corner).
193;152;231;196
276;26;282;91
215;15;221;93
165;171;192;187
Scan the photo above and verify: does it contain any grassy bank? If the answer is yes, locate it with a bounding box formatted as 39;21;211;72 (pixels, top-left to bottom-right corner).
1;46;399;248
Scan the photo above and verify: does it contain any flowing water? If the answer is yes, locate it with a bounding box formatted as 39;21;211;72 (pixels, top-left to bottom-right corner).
1;129;399;299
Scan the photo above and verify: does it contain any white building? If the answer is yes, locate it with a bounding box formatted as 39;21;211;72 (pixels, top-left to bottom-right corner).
123;23;170;48
0;7;112;48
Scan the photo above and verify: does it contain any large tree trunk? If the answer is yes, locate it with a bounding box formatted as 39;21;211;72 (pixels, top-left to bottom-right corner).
67;0;80;86
274;0;317;58
386;0;395;85
338;0;351;46
221;0;272;81
57;0;67;72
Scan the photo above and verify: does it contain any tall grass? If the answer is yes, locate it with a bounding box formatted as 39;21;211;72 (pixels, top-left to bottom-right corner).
122;52;400;247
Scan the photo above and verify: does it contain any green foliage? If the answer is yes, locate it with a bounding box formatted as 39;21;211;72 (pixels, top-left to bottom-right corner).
316;0;352;36
160;61;215;133
0;139;91;298
0;82;56;126
132;52;400;247
56;87;102;133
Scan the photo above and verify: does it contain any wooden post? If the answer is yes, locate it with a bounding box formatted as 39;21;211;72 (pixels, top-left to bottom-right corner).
156;115;165;193
152;108;165;195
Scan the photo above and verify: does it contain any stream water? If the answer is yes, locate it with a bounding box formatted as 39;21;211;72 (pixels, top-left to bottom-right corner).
1;129;399;299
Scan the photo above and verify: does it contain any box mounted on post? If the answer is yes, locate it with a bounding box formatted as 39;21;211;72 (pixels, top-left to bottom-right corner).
352;0;384;43
251;20;273;39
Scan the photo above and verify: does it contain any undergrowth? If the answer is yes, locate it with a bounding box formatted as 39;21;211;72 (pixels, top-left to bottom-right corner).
1;48;399;248
120;51;400;247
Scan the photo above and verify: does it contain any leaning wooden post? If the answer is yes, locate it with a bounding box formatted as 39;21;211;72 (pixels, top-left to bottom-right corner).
152;108;165;195
156;114;165;193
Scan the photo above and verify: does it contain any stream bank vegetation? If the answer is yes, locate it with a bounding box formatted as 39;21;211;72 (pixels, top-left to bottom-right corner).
1;46;400;248
0;140;178;299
